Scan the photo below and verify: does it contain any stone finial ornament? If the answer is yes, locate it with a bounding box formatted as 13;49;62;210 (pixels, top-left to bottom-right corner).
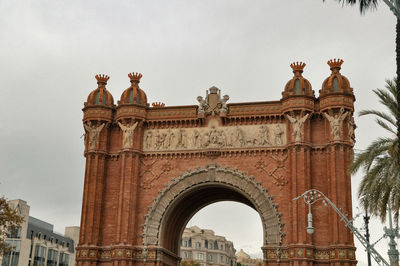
286;113;309;142
327;58;344;71
85;74;114;106
84;122;105;150
95;74;110;85
290;62;306;74
282;62;314;98
320;58;352;95
128;72;143;83
152;102;165;108
119;72;147;105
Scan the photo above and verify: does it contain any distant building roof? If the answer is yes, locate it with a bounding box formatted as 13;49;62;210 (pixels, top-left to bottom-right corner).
26;216;74;252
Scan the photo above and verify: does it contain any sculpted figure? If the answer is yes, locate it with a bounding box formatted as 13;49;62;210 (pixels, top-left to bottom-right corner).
234;126;245;147
192;130;201;148
167;129;175;149
219;95;230;114
286;113;309;142
348;116;356;144
217;130;227;147
323;108;349;140
274;124;284;145
209;127;219;145
258;125;270;146
118;121;139;148
154;131;164;150
145;131;153;149
84;121;105;150
176;129;188;148
197;96;209;115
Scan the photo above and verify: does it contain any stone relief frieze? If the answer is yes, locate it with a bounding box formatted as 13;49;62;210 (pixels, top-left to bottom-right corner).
143;123;286;151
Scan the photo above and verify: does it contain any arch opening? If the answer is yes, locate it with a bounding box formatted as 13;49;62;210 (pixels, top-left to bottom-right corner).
142;164;284;262
181;201;264;265
161;184;257;254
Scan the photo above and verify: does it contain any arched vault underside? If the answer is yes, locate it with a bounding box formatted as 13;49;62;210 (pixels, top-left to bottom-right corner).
142;164;284;255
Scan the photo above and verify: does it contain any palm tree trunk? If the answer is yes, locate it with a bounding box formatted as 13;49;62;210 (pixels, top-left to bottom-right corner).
397;18;400;166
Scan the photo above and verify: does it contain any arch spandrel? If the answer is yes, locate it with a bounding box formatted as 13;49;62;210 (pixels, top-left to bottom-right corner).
141;164;285;251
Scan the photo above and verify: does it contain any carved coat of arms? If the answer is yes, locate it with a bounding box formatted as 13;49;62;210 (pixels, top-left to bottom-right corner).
197;87;229;117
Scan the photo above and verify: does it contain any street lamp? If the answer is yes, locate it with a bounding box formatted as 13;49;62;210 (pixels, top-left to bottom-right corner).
293;189;389;266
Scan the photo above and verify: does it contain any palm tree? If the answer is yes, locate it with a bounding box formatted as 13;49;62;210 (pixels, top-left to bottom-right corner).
324;0;400;168
350;79;400;221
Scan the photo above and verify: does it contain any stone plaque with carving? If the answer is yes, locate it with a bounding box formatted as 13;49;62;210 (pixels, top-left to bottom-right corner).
143;123;286;151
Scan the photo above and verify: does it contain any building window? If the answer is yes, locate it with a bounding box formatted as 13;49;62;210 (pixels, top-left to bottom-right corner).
220;244;224;250
1;240;20;266
208;254;213;261
205;240;208;249
220;255;223;262
184;251;188;258
294;79;301;94
333;77;339;92
59;253;70;266
33;245;46;266
214;241;218;249
196;253;204;261
184;240;188;247
6;227;21;239
196;242;201;249
47;249;58;266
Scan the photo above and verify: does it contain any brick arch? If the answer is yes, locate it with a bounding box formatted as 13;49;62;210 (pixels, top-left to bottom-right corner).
142;164;284;254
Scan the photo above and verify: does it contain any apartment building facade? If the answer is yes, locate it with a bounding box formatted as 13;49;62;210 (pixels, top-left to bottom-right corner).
0;199;79;266
180;226;236;266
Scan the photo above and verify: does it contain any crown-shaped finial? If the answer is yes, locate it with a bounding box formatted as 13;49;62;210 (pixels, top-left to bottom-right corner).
95;74;109;84
128;72;143;83
290;62;306;73
152;102;165;108
327;58;344;71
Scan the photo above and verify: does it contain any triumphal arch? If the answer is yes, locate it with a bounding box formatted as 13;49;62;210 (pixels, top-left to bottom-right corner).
77;59;356;266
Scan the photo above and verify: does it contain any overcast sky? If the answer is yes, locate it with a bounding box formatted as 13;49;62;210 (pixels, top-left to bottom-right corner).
0;0;397;265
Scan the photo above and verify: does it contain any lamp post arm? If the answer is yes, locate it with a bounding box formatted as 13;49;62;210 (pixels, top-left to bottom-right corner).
293;189;389;266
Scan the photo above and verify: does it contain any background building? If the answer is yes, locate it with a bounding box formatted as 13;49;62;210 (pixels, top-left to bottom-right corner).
180;226;236;266
0;199;79;266
235;249;262;266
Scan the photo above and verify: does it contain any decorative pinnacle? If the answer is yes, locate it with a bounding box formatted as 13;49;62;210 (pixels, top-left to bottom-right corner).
327;58;344;71
290;62;306;73
95;74;109;84
128;72;143;83
152;102;165;108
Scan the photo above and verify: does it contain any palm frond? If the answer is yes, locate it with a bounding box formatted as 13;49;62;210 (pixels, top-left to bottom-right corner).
373;88;398;118
323;0;379;14
375;119;396;134
351;78;399;222
359;109;396;129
